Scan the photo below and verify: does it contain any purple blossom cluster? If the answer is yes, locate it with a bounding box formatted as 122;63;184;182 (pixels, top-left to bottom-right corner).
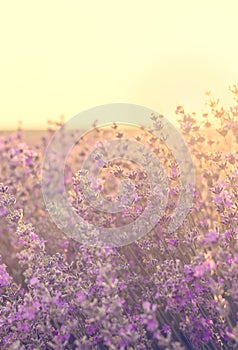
0;86;238;349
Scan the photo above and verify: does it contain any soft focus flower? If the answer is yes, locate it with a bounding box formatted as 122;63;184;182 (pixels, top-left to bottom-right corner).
0;263;10;287
0;91;238;349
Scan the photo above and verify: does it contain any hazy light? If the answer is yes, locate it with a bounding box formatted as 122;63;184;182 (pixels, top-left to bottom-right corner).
0;1;238;129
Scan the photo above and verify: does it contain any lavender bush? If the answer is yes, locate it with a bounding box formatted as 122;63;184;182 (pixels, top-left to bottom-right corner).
0;86;238;349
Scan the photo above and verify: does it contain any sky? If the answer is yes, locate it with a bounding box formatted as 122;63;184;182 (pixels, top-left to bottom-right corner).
0;0;238;129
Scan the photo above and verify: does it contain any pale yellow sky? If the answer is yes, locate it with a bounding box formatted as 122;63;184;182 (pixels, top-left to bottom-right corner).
0;0;238;129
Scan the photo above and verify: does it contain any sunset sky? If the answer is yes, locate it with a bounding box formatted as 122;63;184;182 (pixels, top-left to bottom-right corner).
0;1;238;129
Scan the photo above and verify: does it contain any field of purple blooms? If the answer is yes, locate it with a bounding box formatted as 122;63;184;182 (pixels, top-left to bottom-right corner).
0;86;238;350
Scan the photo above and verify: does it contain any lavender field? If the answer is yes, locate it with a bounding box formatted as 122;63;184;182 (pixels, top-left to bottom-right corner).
0;88;238;349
